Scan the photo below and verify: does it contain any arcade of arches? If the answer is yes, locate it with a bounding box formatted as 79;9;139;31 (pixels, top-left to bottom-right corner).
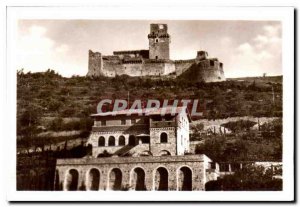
58;165;198;191
56;154;218;191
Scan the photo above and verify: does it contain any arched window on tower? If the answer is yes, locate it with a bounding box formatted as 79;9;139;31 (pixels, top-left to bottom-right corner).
160;132;168;143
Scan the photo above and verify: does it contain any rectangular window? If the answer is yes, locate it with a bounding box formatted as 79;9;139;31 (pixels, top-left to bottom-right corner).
121;119;126;125
101;120;106;126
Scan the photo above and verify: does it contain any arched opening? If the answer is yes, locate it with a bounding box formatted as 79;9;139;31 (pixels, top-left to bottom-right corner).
98;136;105;146
86;168;100;191
65;169;79;191
155;167;168;191
118;136;125;146
159;150;171;156
109;168;122;190
108;136;115;146
129;135;136;146
178;167;192;191
160;132;168;143
131;167;146;191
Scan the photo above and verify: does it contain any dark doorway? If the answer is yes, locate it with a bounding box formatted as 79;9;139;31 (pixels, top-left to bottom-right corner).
155;167;168;191
65;169;79;191
132;168;146;191
129;135;136;146
87;168;100;190
178;167;192;191
109;168;122;190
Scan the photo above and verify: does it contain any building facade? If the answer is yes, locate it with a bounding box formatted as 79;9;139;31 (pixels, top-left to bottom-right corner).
87;23;225;82
55;107;219;191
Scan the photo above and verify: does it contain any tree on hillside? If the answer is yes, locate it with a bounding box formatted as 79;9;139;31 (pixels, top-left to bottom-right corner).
206;165;282;191
195;136;227;162
17;107;42;148
190;123;204;141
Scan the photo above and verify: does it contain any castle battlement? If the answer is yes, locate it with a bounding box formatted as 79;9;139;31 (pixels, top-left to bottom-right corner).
87;24;225;82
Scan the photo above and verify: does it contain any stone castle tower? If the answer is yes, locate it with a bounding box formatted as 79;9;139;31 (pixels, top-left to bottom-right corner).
87;23;225;82
148;24;170;60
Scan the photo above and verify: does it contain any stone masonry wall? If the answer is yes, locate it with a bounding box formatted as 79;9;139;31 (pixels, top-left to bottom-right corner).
87;52;225;82
55;155;211;191
150;127;177;156
149;38;170;60
98;61;175;77
87;50;103;76
174;60;195;76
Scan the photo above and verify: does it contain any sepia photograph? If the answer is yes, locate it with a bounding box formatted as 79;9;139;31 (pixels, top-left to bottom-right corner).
5;5;294;202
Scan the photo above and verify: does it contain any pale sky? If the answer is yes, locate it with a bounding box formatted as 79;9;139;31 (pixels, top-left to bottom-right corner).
17;20;282;78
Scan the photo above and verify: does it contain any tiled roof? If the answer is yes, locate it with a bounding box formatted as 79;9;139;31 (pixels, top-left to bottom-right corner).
91;106;188;117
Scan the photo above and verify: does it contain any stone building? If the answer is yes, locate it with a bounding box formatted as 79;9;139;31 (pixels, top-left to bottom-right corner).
87;23;225;82
55;107;219;191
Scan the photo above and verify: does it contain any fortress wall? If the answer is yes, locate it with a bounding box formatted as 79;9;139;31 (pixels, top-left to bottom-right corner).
175;61;195;76
143;62;166;76
164;62;176;75
101;61;174;77
122;63;144;76
198;66;225;82
87;51;103;76
177;60;226;83
101;61;121;77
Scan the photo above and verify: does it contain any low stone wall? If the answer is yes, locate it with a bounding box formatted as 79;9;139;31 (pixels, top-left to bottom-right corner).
192;116;280;128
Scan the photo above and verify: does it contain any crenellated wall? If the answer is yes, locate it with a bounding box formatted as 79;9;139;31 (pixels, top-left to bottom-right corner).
177;58;225;82
86;24;226;82
87;52;225;82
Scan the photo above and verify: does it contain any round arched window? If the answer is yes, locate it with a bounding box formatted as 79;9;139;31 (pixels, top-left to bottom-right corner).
108;136;115;146
118;136;125;146
98;136;105;146
160;132;168;143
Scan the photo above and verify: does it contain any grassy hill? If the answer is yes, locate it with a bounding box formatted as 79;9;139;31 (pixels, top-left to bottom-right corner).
17;69;282;119
17;69;282;161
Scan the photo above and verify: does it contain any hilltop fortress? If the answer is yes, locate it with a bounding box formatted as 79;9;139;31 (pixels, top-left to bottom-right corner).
87;24;225;82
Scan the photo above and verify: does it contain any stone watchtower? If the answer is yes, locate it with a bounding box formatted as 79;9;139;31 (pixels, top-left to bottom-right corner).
148;24;170;60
